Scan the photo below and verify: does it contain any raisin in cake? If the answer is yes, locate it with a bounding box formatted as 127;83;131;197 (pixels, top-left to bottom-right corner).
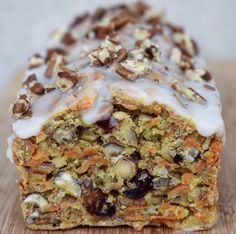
7;2;225;231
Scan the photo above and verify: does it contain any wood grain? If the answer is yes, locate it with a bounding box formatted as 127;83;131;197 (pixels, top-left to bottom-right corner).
0;61;236;234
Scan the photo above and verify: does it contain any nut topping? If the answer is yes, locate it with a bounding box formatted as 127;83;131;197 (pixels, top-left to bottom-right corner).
61;31;77;46
144;8;164;24
89;37;126;66
173;33;198;57
116;59;150;80
45;52;63;78
144;44;161;63
185;69;211;82
30;82;45;95
23;74;37;88
170;47;193;71
69;13;89;28
171;80;207;104
28;54;44;69
134;28;151;41
11;94;31;119
57;69;81;92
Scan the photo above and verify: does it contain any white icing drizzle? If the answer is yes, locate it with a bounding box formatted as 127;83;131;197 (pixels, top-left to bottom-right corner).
9;4;225;142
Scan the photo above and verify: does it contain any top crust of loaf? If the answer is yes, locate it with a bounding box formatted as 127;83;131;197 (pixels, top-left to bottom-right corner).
9;2;224;140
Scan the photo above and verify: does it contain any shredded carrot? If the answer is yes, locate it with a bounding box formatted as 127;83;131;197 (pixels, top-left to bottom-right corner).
182;136;201;150
155;156;176;170
63;149;79;158
148;146;158;156
46;204;60;212
151;215;178;221
194;160;207;172
168;184;189;199
23;150;49;167
181;173;195;185
154;202;188;220
125;205;149;211
210;139;222;158
150;117;159;126
78;148;100;158
77;156;108;174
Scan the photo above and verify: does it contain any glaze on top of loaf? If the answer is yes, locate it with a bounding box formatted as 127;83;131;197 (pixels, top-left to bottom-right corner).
9;2;225;139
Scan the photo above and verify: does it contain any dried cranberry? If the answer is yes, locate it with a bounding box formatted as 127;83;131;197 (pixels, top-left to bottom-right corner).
173;154;183;164
85;190;116;216
123;169;153;199
129;151;141;162
96;117;118;133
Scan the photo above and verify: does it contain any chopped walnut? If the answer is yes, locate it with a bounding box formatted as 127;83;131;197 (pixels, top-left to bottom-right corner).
11;94;31;119
171;80;207;104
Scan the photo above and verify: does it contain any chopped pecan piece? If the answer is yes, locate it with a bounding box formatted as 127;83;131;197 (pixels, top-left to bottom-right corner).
170;47;193;71
145;44;161;62
185;69;212;82
11;94;31;119
30;82;45;95
171;80;207;104
166;22;184;33
23;74;37;89
61;31;77;46
115;48;128;63
116;59;149;80
57;69;81;92
201;70;212;81
134;28;151;41
45;52;63;78
93;18;114;39
89;37;126;66
204;84;216;91
112;15;129;30
69;13;89;28
45;47;66;62
173;33;198;57
92;7;106;22
28;54;44;69
144;8;164;24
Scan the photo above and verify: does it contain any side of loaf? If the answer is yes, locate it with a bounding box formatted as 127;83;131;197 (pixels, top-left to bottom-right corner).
8;2;224;231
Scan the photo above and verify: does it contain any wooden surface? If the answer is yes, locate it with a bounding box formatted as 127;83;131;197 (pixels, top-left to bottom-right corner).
0;61;236;234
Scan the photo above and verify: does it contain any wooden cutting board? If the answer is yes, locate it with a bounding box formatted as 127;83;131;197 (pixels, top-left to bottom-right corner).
0;61;236;234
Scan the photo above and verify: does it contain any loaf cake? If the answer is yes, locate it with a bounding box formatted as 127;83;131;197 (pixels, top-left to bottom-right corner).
7;2;225;231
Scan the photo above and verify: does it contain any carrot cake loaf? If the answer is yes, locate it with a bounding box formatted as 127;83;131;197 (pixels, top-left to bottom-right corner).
7;1;225;231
